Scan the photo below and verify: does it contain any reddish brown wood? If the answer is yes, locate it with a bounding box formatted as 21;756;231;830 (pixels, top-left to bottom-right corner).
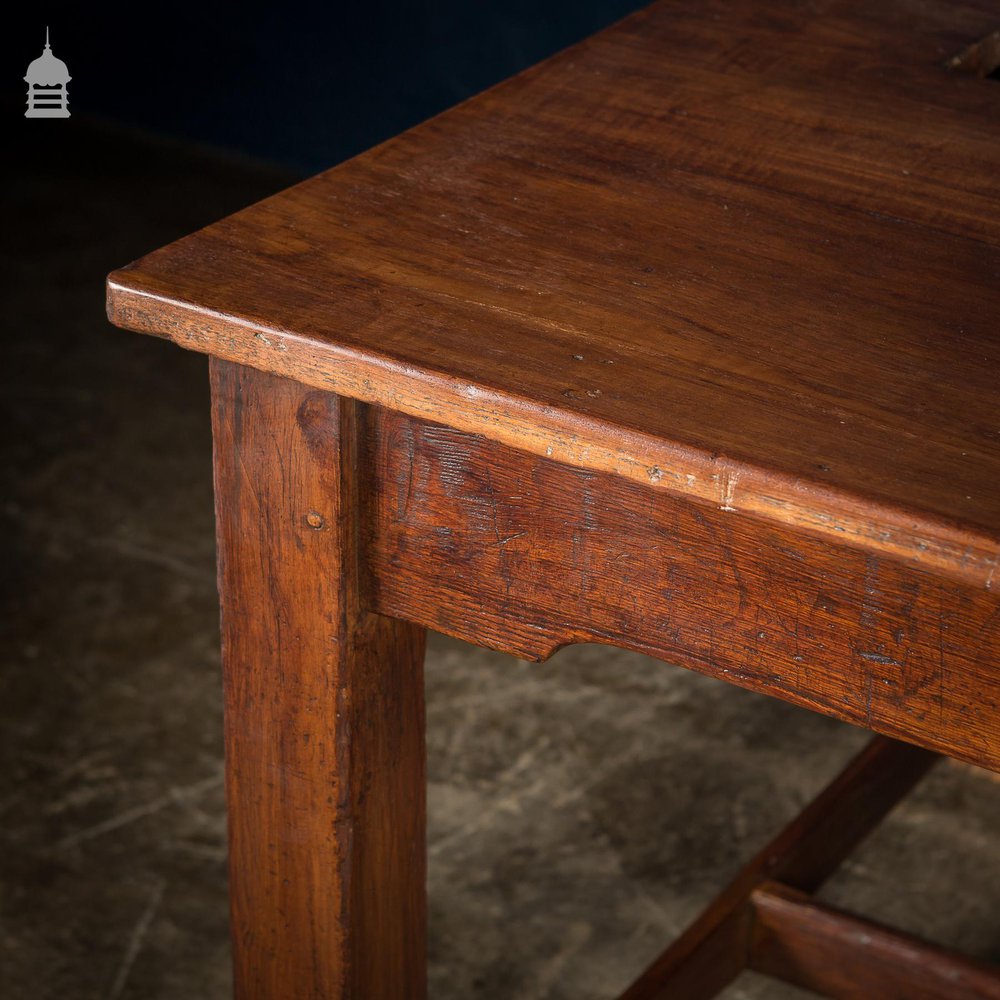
750;881;1000;1000
364;408;1000;773
211;360;427;999
105;2;1000;996
617;736;936;1000
107;0;1000;591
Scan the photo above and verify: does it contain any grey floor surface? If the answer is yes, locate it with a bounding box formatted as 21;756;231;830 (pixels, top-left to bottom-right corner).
1;119;998;1000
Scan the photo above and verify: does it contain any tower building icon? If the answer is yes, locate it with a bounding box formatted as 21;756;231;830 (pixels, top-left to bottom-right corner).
25;28;71;118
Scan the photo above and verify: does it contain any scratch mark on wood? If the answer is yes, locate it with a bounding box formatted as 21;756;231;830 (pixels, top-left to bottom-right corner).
493;531;527;547
719;469;740;512
859;652;903;666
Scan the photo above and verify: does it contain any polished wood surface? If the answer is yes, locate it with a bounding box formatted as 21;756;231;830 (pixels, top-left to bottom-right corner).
211;362;426;998
108;0;1000;589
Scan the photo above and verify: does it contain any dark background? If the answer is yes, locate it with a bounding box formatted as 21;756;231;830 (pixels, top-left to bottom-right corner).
7;0;644;172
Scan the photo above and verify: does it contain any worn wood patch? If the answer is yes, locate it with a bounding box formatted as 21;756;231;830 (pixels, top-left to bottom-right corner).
362;406;1000;772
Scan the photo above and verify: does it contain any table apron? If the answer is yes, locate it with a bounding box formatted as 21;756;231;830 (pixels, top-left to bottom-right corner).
359;404;1000;773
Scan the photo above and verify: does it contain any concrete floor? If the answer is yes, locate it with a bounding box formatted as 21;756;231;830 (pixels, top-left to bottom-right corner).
2;120;998;1000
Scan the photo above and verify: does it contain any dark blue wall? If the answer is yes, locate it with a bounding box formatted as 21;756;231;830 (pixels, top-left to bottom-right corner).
10;1;645;173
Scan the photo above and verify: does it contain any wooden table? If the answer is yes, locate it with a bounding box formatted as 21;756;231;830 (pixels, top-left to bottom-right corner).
107;1;1000;997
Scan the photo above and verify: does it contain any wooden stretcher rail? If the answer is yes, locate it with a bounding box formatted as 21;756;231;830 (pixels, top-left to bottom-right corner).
616;736;938;999
750;881;1000;1000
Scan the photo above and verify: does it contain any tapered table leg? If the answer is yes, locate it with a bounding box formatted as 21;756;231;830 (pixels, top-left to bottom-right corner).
210;359;427;999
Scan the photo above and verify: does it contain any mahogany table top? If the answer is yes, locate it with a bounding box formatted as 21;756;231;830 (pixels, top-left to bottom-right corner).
108;0;1000;590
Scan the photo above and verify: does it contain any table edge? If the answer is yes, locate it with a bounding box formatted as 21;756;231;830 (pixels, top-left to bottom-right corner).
107;273;1000;594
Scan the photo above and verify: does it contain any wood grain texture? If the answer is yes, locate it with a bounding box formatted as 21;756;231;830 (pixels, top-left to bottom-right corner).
106;5;1000;996
107;0;1000;589
363;407;1000;772
618;736;936;1000
750;882;1000;1000
211;361;427;999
